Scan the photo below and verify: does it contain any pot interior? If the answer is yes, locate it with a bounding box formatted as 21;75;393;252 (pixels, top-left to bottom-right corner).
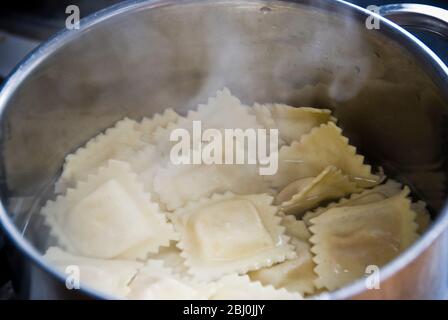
0;0;447;298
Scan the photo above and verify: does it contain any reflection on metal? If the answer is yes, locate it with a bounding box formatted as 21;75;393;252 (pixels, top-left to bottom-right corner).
0;31;39;78
380;3;448;38
0;0;447;300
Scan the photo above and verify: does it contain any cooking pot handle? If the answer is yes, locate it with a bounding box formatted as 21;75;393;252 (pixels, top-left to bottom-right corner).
379;3;448;38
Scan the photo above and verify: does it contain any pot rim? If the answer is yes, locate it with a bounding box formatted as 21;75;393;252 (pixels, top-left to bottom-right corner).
0;0;447;300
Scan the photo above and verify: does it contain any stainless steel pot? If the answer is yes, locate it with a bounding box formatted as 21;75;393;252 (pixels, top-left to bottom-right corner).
0;0;447;299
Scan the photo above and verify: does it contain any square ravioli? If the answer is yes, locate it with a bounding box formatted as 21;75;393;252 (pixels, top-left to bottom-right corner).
147;242;188;276
276;166;361;217
211;275;302;300
124;143;167;208
41;160;178;259
193;199;274;260
154;161;270;211
152;88;261;156
302;179;403;224
249;216;317;296
174;193;296;281
309;190;418;291
40;88;429;299
138;108;180;143
269;122;381;189
44;247;143;298
127;260;214;300
57;118;146;192
252;103;335;145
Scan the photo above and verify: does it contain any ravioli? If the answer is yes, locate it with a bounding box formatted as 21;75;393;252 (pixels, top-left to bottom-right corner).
153;162;270;211
153;88;261;155
281;215;312;240
127;260;213;300
174;193;295;281
139;109;180;143
42;160;178;259
211;275;302;300
146;242;188;276
249;216;317;295
303;179;404;224
125;144;166;206
57;118;146;192
41;88;427;299
309;190;418;291
276;166;361;217
252;104;335;145
268;122;380;189
412;201;431;234
44;247;142;297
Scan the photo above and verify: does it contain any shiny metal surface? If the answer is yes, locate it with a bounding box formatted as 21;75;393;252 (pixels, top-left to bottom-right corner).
379;3;448;38
0;0;447;299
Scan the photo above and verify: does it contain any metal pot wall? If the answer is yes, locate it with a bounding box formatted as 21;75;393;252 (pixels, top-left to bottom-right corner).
0;0;447;299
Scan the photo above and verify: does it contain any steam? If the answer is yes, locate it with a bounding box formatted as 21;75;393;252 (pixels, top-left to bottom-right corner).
181;2;378;109
7;1;386;199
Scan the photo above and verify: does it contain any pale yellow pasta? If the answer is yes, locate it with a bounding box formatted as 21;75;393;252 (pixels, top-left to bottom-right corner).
268;122;380;189
211;275;302;300
248;241;316;296
127;260;213;300
153;162;270;211
251;103;278;133
281;215;312;240
276;166;361;217
191;88;262;130
253;103;335;145
44;247;142;298
153;88;261;155
146;242;188;276
309;190;418;291
41;88;429;299
276;177;315;206
41;160;178;259
139;108;180;143
250;103;286;146
303;179;404;224
174;192;296;281
412;200;431;234
249;216;316;295
124;144;167;207
57;118;146;192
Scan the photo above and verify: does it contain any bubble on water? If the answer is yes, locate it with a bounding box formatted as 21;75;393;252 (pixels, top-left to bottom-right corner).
260;6;272;14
